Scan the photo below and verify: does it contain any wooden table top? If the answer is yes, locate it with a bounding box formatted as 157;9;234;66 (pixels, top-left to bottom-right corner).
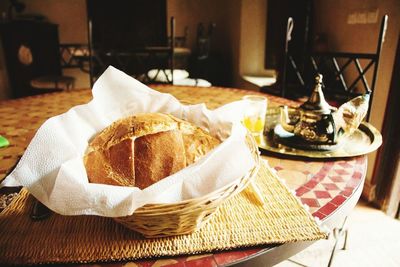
0;85;366;267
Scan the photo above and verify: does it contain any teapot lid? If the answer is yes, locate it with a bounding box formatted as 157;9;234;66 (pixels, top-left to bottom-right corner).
300;74;335;113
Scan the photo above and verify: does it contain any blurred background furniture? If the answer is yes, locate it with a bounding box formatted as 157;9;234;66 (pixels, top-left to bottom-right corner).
186;22;216;86
86;0;182;87
0;20;74;98
170;26;190;70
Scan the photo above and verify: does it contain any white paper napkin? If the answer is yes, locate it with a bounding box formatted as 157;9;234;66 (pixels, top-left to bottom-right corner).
1;66;256;217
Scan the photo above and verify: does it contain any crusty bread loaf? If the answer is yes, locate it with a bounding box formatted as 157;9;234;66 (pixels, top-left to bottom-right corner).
84;113;220;189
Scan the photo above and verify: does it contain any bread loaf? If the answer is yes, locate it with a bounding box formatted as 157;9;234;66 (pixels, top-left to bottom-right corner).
84;113;220;189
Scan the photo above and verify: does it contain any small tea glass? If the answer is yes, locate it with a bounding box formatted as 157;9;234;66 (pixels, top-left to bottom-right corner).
242;95;268;137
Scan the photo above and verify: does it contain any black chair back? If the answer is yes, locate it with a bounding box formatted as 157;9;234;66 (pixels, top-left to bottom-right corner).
264;15;388;121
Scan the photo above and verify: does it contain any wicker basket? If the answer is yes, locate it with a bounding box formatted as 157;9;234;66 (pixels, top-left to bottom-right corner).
114;134;261;238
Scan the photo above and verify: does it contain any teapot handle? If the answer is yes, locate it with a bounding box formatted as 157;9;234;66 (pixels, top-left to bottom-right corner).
279;105;300;133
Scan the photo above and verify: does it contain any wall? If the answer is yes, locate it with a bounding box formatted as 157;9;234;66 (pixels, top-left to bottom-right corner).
237;0;271;90
20;0;87;44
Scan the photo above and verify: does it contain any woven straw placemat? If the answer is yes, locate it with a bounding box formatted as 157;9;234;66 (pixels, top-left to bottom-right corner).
0;161;327;265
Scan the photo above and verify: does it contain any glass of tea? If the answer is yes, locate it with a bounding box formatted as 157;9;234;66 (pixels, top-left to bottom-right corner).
242;95;268;137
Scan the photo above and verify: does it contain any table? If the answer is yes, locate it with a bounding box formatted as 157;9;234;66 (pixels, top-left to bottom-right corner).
0;85;367;266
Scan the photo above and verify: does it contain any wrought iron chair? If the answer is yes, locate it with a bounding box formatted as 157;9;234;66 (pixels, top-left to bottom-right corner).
265;15;388;122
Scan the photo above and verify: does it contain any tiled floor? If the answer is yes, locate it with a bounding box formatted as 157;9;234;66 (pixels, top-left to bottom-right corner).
275;201;400;267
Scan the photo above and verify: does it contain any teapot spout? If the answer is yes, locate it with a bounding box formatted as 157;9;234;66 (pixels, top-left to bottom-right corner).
280;106;295;133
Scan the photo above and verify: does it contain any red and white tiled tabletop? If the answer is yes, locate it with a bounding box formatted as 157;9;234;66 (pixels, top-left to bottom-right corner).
267;156;366;220
0;86;367;267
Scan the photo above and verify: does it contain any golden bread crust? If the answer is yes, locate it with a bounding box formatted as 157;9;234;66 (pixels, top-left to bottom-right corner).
84;113;220;189
134;130;186;189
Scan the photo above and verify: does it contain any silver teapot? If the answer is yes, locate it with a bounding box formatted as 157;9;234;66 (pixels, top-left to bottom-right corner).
279;74;370;145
